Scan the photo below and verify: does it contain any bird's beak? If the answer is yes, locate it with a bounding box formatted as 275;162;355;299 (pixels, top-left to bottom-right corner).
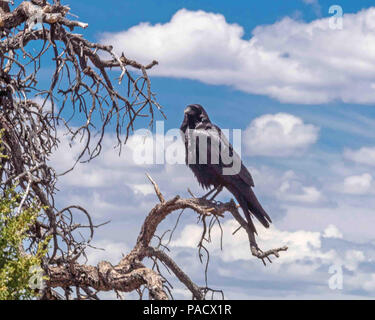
184;106;194;115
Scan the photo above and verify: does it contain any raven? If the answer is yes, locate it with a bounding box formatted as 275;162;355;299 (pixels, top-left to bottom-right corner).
180;104;272;234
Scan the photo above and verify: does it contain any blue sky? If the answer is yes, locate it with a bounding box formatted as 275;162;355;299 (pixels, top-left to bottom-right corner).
68;0;375;148
39;0;375;299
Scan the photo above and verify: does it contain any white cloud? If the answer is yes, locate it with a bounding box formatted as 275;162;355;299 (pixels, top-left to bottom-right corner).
101;8;375;104
341;173;373;195
363;274;375;292
243;113;319;157
49;129;187;188
344;147;375;167
171;219;332;266
170;219;367;277
344;250;365;272
278;203;375;243
133;184;155;196
280;185;323;203
323;225;343;239
249;167;325;205
169;218;375;298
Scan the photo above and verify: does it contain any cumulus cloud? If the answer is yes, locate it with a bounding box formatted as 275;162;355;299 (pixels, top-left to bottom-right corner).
280;184;323;203
344;147;375;167
171;219;331;265
169;217;375;297
344;250;365;272
248;167;326;207
341;173;373;195
278;202;375;243
101;8;375;104
323;225;343;239
363;274;375;292
171;219;368;277
243;113;319;157
133;184;155;196
49;128;187;189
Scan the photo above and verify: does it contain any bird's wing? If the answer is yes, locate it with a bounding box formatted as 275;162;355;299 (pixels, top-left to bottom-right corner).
187;124;271;231
190;123;254;187
212;124;254;187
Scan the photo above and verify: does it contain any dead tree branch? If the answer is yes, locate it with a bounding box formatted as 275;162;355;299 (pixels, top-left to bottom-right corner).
0;0;164;299
45;176;287;300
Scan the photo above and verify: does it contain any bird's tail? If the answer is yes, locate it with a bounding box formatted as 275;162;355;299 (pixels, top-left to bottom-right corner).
230;186;272;234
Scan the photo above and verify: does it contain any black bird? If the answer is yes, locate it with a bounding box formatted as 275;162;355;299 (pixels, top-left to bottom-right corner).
180;104;272;234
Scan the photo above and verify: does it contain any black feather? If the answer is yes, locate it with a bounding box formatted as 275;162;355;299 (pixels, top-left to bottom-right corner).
180;104;272;234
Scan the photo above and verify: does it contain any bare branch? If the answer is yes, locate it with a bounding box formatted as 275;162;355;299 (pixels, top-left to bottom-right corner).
0;0;164;299
47;262;168;300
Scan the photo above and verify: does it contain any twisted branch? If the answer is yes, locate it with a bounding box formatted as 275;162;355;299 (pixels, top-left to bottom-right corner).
0;0;163;299
45;175;286;300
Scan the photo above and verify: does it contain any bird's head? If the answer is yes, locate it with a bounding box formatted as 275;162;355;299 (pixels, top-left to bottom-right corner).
180;104;210;132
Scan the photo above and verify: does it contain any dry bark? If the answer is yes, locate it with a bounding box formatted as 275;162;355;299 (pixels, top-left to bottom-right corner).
44;176;287;300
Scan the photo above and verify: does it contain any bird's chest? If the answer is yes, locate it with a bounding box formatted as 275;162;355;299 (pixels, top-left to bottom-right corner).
184;128;222;189
188;164;221;189
185;131;218;165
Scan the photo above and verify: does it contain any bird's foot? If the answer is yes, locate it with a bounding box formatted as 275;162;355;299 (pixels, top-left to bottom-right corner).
208;185;223;201
200;187;217;200
212;199;220;205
